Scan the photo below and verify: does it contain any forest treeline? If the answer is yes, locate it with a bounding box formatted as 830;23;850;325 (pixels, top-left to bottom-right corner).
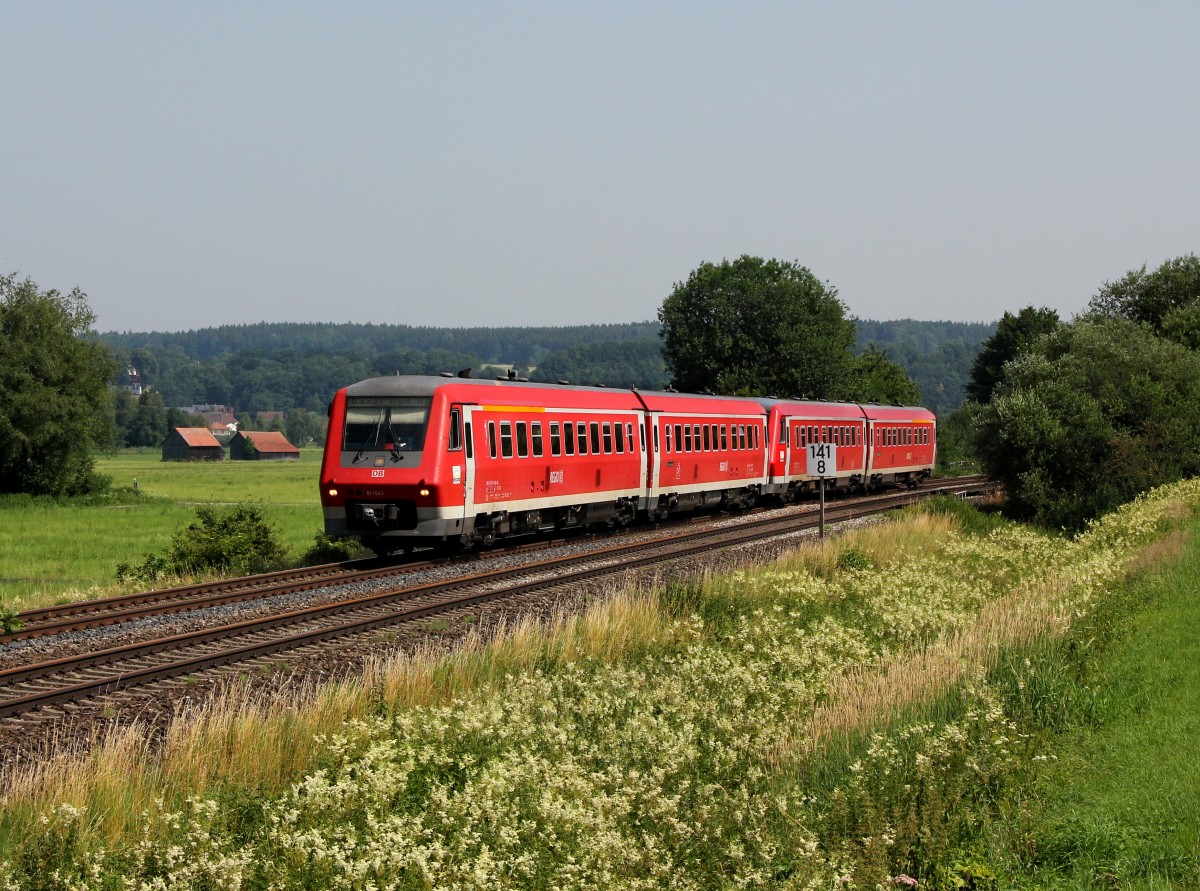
98;317;991;440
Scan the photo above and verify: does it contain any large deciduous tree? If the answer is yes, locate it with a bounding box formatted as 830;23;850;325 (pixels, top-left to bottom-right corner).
965;306;1061;404
0;275;116;495
658;256;856;398
1086;253;1200;339
973;318;1200;530
843;345;922;406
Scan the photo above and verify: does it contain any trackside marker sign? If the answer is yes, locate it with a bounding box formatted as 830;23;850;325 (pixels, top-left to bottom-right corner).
806;443;837;478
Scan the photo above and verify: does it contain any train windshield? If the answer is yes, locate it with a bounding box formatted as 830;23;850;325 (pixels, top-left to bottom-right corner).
343;396;432;458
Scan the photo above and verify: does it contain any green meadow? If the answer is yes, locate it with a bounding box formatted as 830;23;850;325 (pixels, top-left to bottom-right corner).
0;450;325;610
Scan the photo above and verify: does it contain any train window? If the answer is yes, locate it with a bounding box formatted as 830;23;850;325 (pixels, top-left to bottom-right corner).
501;422;514;458
738;425;746;450
700;425;707;451
532;422;543;457
628;423;636;451
682;425;691;452
465;422;473;459
778;420;788;445
720;425;727;450
665;424;672;452
590;422;601;454
615;422;625;453
603;422;613;454
448;409;463;451
487;422;497;459
343;396;432;454
516;423;528;458
565;422;575;456
550;422;561;456
674;424;682;452
576;422;587;455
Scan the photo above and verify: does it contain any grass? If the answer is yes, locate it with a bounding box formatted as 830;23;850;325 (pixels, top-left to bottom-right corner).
0;450;325;610
990;528;1200;889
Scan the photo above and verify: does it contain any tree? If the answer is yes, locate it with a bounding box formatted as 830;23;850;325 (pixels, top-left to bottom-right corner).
965;306;1061;404
973;319;1200;530
658;256;855;398
0;275;116;495
1086;254;1200;337
286;407;327;447
842;345;922;405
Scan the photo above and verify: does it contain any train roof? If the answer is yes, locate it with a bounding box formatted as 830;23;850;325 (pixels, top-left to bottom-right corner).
755;398;867;419
343;375;647;408
341;376;934;421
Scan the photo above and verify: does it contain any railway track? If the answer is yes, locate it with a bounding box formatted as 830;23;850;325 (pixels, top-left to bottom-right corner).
0;475;992;723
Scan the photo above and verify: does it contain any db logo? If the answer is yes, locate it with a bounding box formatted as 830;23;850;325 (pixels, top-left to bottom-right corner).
549;470;564;484
371;469;385;478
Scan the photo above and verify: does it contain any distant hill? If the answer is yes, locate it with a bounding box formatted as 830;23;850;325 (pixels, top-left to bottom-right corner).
854;319;996;416
99;321;660;366
98;318;993;419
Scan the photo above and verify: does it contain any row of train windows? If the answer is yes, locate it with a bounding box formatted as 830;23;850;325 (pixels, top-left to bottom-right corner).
790;424;860;447
876;427;930;447
662;422;760;454
486;419;638;460
780;423;930;448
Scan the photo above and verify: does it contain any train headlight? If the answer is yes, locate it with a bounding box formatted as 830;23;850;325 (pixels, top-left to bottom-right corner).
327;488;338;497
419;488;431;497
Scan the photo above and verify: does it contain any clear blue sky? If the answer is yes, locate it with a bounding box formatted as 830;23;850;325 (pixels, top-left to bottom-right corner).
3;2;1197;333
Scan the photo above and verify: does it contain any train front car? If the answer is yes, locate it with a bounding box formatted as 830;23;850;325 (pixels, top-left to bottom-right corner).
320;376;469;554
321;375;650;554
862;404;937;488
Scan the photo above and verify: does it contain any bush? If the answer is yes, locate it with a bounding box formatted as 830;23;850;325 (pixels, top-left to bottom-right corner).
301;532;373;565
117;503;288;583
0;604;22;634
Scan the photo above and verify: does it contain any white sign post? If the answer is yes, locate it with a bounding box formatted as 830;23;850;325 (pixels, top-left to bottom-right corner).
807;443;837;537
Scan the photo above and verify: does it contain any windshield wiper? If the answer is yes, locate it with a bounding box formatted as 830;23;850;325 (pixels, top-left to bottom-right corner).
352;410;386;464
387;419;405;461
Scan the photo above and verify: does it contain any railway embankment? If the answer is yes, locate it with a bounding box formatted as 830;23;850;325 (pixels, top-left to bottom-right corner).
0;482;1197;888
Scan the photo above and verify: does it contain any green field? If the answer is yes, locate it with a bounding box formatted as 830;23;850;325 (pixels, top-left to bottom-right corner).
0;451;326;609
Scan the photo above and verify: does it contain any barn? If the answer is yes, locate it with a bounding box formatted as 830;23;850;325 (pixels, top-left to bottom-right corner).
162;427;226;462
230;430;301;461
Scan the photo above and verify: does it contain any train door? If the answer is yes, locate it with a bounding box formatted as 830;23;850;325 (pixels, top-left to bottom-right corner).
457;404;476;528
640;411;656;508
864;420;877;476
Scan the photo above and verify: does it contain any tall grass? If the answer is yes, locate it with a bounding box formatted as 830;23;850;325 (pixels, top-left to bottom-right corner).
0;482;1195;888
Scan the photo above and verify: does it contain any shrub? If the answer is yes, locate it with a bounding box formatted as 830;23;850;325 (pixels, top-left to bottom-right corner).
117;503;288;583
301;532;373;565
0;604;22;634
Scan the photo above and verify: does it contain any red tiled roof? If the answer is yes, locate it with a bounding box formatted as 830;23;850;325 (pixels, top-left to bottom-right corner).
241;431;300;453
175;427;223;448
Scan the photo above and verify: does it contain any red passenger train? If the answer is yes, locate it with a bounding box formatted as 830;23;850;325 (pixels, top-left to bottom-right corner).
319;375;936;554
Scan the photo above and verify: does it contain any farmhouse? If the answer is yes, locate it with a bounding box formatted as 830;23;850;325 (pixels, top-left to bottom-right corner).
162;427;226;462
229;430;301;461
